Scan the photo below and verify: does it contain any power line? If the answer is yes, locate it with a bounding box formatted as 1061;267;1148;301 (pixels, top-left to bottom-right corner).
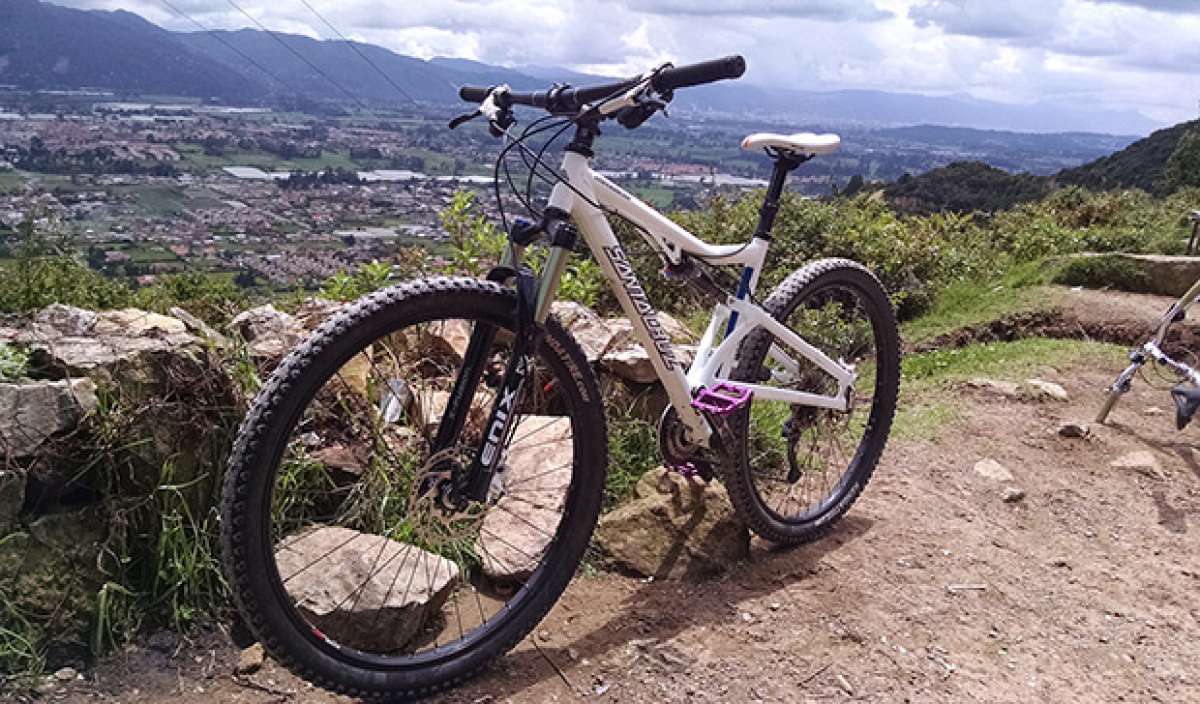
294;0;419;106
223;0;370;110
157;0;289;92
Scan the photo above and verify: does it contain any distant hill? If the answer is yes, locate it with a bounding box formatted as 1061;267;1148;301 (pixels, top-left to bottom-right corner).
876;125;1136;159
0;0;263;102
1056;119;1200;195
174;31;544;106
883;119;1200;214
0;1;1165;134
884;161;1052;215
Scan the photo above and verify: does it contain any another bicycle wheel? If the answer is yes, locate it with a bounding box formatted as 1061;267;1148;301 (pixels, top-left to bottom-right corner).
220;277;605;700
727;258;899;544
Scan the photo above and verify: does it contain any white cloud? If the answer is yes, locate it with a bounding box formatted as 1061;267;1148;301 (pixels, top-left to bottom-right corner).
52;0;1200;125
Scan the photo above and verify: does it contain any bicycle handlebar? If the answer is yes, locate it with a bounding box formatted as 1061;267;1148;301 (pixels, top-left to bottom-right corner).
458;55;746;113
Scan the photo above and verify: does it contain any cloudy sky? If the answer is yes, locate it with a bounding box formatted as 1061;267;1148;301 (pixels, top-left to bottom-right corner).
61;0;1200;124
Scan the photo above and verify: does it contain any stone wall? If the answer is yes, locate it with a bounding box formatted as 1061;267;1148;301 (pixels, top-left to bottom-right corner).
0;297;738;669
0;304;241;662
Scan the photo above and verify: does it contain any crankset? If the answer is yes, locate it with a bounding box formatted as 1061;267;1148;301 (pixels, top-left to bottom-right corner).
657;406;715;480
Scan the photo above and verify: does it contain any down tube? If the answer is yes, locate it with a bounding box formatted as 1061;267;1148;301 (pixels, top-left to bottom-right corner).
566;193;711;442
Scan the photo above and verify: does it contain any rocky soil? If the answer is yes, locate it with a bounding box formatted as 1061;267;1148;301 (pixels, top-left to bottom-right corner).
21;341;1200;703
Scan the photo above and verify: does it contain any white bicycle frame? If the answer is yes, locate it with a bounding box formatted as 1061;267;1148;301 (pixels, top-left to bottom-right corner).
541;150;857;446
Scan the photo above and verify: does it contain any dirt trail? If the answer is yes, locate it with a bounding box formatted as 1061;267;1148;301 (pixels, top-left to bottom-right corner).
28;332;1200;703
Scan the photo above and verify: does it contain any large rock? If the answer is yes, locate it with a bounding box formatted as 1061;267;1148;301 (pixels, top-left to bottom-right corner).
229;304;303;359
601;345;658;384
0;378;98;458
477;416;572;581
276;526;458;652
292;297;345;330
425;318;474;363
595;469;749;579
168;306;229;347
0;305;238;507
10;305;202;383
410;383;487;436
550;301;629;363
0;506;107;649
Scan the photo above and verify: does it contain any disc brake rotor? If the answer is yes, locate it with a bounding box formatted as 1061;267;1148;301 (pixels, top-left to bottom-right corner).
405;449;488;552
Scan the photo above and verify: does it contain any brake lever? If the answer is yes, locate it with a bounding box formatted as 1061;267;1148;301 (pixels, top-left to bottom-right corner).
449;110;481;130
616;89;672;129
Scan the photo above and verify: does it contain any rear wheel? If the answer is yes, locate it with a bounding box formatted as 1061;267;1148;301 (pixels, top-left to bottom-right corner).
220;277;605;700
726;259;899;544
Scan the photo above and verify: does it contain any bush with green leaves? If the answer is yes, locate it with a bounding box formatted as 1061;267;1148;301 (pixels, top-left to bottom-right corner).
131;271;249;325
439;190;607;307
319;260;395;302
0;218;133;314
1052;254;1153;292
671;192;998;318
0;343;29;381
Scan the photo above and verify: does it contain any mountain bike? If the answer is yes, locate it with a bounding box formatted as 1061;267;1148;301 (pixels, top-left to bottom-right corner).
1096;273;1200;428
220;55;899;701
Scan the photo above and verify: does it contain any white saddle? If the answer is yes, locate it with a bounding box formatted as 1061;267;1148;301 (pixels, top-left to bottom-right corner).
741;132;841;157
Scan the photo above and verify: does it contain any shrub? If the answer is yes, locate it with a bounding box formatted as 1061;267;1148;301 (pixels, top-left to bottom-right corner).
132;271;248;325
319;260;394;302
0;218;132;314
440;190;608;308
1052;254;1152;292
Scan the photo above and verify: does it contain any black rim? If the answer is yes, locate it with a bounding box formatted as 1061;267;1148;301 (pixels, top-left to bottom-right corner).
741;276;890;525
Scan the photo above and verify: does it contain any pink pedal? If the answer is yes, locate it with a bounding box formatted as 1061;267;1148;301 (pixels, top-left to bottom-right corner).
691;382;753;416
668;462;698;478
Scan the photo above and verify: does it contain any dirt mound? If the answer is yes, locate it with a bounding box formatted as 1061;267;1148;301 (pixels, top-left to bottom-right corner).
915;287;1200;359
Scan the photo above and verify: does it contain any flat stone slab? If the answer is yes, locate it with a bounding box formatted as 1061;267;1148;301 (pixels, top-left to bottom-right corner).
477;416;572;582
1110;450;1165;479
276;526;458;652
973;458;1015;482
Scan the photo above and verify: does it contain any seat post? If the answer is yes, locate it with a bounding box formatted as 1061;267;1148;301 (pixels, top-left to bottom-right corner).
753;152;806;241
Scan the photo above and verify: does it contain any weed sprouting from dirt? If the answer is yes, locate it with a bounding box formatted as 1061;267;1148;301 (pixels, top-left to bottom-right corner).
604;403;658;509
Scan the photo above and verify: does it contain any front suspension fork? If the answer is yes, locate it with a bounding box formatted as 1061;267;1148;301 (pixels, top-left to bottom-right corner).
1096;351;1143;424
441;212;578;503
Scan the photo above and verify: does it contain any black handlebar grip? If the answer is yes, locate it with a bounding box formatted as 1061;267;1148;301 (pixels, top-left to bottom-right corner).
459;85;491;103
653;55;746;92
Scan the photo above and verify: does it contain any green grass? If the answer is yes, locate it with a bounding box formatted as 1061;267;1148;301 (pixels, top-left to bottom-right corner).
902;338;1125;388
901;261;1065;344
604;407;658;509
627;183;675;210
888;338;1125;441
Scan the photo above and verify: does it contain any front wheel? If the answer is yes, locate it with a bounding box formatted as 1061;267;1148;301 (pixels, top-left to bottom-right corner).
220;277;606;700
726;259;899;544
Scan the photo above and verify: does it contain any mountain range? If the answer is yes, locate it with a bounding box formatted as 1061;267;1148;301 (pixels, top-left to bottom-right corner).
0;0;1163;135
